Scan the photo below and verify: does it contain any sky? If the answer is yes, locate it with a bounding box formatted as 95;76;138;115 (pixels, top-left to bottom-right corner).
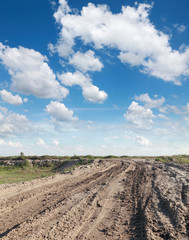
0;0;189;156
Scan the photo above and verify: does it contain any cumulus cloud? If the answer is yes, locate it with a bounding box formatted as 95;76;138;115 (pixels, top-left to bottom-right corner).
124;101;155;129
118;52;144;67
69;50;103;72
0;43;68;99
136;135;152;146
82;84;107;103
0;107;31;136
134;93;165;109
58;71;108;103
0;90;23;105
58;71;89;87
51;1;189;84
45;101;78;121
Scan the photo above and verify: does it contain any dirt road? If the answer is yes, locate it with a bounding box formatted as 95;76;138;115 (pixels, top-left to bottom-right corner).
0;158;189;240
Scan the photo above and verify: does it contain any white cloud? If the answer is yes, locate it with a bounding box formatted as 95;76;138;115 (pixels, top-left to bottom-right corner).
124;101;155;129
0;43;68;99
0;138;5;145
167;121;189;137
158;114;168;120
0;108;31;136
86;120;93;130
53;139;59;146
134;93;165;109
143;49;189;85
136;135;152;146
183;103;189;114
173;24;186;33
45;101;78;121
51;1;189;84
82;84;107;103
58;71;89;87
183;103;189;123
8;141;23;148
58;71;108;103
37;138;46;146
0;106;8;114
184;116;189;123
154;128;169;136
0;138;22;148
167;105;182;115
50;1;57;8
50;0;73;57
118;52;144;66
0;90;23;105
159;106;168;113
69;50;103;72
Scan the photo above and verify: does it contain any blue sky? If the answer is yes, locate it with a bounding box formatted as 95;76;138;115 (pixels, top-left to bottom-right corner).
0;0;189;156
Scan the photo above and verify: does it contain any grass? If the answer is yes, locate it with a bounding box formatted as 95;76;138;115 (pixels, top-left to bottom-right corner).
0;165;55;184
0;156;96;184
155;157;169;163
155;156;189;164
175;158;189;164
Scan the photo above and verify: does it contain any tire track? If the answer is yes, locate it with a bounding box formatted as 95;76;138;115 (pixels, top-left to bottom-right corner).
0;158;188;240
0;160;127;239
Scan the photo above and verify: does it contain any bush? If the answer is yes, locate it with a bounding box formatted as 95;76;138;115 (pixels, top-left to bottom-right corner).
104;155;119;159
71;154;79;160
20;159;32;168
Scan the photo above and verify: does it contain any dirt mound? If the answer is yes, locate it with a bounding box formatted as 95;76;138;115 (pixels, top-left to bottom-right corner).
0;158;188;239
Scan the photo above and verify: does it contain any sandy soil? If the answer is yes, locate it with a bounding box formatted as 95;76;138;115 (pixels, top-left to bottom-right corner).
0;158;189;240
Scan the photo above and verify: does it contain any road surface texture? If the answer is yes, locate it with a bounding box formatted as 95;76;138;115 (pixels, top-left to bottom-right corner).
0;158;189;240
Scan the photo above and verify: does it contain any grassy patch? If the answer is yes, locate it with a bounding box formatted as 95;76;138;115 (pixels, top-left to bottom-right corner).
155;156;189;164
155;157;168;163
0;156;96;184
174;158;189;164
0;165;55;184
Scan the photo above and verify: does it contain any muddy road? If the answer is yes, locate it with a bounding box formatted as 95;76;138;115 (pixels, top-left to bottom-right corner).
0;158;189;240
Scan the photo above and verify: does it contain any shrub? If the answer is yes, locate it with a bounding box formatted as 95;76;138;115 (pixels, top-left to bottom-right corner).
104;155;119;159
20;159;32;168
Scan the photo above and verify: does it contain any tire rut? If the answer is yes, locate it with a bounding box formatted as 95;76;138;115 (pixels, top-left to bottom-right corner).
0;160;126;239
0;159;188;240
